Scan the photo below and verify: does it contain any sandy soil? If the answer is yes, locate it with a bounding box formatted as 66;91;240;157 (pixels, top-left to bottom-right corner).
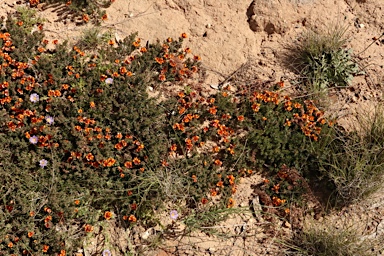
1;0;383;255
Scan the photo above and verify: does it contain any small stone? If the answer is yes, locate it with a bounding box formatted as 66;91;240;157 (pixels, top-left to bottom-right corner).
115;33;123;43
210;84;219;90
359;24;365;28
283;221;291;229
206;23;212;29
141;228;152;240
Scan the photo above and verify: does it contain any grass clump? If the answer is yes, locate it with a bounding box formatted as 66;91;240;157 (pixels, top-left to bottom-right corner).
285;220;377;256
286;23;361;92
317;106;384;205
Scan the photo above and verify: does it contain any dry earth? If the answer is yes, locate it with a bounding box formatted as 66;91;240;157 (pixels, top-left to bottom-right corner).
1;0;384;255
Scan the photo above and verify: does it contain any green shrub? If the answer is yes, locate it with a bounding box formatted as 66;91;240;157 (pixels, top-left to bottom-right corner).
0;11;200;254
286;23;361;92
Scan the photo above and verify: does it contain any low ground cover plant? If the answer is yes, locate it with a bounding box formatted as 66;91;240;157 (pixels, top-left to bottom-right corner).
0;7;383;256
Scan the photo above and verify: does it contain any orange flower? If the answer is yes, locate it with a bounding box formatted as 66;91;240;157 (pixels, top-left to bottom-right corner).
237;115;244;121
124;161;133;168
210;188;217;197
192;175;197;182
115;143;123;150
136;143;144;152
42;245;49;253
85;153;94;161
227;198;235;208
133;157;141;165
201;198;208;204
74;199;80;205
84;224;94;232
140;47;147;53
170;144;177;151
216;181;224;188
192;135;199;142
44;215;52;223
227;175;235;185
119;66;127;75
17;21;23;26
294;102;302;109
209;106;217;115
27;231;34;238
30;211;35;217
54;90;61;97
82;14;89;23
104;158;116;167
102;14;108;21
161;159;169;167
53;39;58;45
8;242;13;248
193;55;201;61
104;211;113;220
214;159;222;166
159;74;166;81
252;103;260;112
128;215;137;222
167;37;172;42
181;33;188;38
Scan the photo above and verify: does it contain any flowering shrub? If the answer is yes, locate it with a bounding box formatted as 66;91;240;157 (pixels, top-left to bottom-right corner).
0;8;344;255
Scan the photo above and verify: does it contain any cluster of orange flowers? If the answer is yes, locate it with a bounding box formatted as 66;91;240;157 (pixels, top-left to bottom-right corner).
250;90;280;106
272;196;286;207
29;0;39;6
154;33;200;82
290;99;328;141
249;88;330;141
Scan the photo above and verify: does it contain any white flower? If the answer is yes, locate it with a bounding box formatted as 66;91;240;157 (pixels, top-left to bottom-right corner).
105;78;114;85
30;93;39;103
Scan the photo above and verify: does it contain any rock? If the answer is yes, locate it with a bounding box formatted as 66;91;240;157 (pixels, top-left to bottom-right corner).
246;0;300;35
